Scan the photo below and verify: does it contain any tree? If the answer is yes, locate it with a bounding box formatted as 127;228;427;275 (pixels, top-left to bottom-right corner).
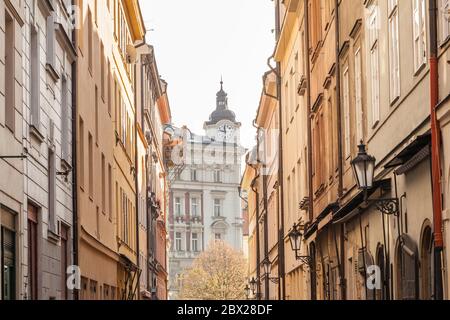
179;241;247;300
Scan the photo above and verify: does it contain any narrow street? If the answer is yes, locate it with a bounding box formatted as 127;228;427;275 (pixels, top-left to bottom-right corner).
0;0;450;304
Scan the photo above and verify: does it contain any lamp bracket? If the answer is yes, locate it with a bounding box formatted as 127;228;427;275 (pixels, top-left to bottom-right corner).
366;198;399;216
269;277;279;284
295;253;312;266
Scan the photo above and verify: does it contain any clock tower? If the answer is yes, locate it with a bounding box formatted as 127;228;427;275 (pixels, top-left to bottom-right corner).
204;79;241;143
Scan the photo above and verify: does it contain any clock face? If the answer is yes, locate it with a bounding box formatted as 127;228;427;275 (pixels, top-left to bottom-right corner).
217;124;235;140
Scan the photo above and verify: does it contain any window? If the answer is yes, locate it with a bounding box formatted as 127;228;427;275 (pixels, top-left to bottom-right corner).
1;206;16;300
94;0;98;25
389;0;400;101
89;280;98;300
369;6;380;126
215;233;221;241
61;77;69;160
108;60;112;115
102;153;106;213
48;148;56;232
343;66;351;158
192;233;198;252
413;0;427;71
88;9;93;73
213;170;222;183
191;169;198;181
354;48;364;145
30;26;40;129
214;199;222;217
27;204;38;300
95;86;99;143
88;133;94;198
79;117;85;188
46;15;55;68
442;0;450;42
191;198;199;216
101;42;105;100
175;197;182;216
108;164;112;220
5;11;15;132
175;232;182;251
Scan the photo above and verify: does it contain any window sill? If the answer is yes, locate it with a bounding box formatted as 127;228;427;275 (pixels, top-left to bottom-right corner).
29;124;45;144
413;62;427;77
61;158;72;171
440;35;450;49
46;63;60;82
371;120;380;130
47;228;60;244
390;95;400;107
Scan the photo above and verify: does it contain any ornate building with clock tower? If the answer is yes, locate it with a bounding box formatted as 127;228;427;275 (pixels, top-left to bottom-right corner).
168;81;245;299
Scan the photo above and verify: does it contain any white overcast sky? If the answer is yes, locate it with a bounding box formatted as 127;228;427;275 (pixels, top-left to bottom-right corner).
138;0;275;150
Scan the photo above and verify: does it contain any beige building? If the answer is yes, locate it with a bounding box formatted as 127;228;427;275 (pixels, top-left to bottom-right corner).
76;0;145;300
135;43;171;300
241;70;281;300
273;0;310;300
267;0;450;300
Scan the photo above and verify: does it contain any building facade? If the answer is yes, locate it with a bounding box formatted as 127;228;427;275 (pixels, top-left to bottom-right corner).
22;0;76;300
242;70;282;300
0;0;26;301
1;0;77;300
76;0;145;300
260;0;450;300
168;82;245;299
135;44;171;300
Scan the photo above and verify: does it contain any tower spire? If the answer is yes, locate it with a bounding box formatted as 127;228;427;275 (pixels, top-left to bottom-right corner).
220;76;223;91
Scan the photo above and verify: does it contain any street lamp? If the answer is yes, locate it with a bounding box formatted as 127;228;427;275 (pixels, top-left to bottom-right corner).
262;257;279;284
244;284;251;300
351;142;376;190
351;142;399;216
288;223;312;266
249;277;258;295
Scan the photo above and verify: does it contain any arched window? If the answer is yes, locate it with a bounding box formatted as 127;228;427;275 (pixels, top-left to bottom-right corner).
395;235;419;300
420;225;433;300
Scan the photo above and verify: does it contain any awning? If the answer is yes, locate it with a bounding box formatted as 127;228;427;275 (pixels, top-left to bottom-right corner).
119;254;139;272
384;132;431;169
333;179;392;224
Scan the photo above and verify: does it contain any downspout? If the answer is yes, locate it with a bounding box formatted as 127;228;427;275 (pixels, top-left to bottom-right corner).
429;0;444;300
271;0;286;300
250;169;261;300
134;61;140;300
304;0;316;300
254;120;270;300
71;27;79;301
334;0;346;300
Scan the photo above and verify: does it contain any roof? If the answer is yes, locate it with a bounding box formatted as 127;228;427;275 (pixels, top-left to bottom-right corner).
205;80;238;126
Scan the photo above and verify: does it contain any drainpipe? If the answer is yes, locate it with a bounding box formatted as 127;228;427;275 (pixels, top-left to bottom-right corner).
134;61;140;300
250;169;262;300
254;121;270;300
271;0;286;300
71;12;79;301
334;1;343;199
429;0;444;300
304;0;316;300
334;0;346;301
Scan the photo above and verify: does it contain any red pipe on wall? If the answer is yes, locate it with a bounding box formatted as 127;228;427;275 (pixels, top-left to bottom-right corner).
429;0;443;300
